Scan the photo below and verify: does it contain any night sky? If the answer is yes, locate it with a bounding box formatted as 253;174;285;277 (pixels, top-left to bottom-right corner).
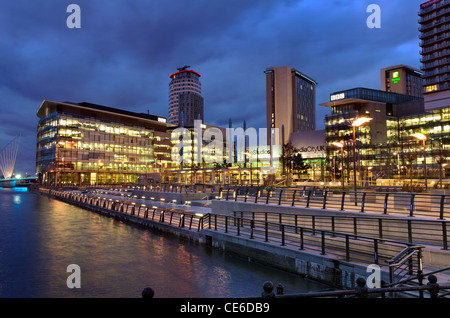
0;0;425;175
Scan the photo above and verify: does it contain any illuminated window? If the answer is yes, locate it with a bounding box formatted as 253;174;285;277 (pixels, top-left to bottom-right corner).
426;85;438;92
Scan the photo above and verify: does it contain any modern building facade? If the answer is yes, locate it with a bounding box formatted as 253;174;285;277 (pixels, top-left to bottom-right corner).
419;0;450;111
265;66;317;146
36;100;172;186
380;65;423;98
321;86;425;183
168;67;204;127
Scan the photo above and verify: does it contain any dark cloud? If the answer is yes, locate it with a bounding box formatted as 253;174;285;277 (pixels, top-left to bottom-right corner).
0;0;424;174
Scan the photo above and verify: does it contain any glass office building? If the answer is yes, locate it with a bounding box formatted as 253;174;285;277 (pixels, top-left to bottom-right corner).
322;87;431;184
36;100;172;186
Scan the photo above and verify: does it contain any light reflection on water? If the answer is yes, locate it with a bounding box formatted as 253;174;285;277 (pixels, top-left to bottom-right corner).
0;189;331;298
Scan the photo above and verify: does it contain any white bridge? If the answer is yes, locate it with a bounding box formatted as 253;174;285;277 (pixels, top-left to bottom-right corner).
0;135;21;187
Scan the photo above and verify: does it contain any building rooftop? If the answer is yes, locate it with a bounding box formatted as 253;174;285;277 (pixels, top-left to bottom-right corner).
320;87;423;107
37;100;174;129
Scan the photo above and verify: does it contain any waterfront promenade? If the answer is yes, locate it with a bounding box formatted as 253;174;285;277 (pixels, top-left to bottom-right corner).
36;185;450;297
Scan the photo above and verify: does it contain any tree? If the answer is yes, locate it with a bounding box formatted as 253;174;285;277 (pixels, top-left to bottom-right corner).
292;153;311;180
281;143;297;184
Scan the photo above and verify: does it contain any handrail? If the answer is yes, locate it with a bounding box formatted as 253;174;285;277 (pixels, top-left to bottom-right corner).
273;283;450;298
231;210;449;250
220;187;450;219
386;245;424;286
205;213;415;265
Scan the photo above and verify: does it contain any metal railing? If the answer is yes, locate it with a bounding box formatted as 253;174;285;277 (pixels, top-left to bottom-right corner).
231;210;449;250
387;245;424;286
218;187;450;219
202;213;415;266
46;189;205;232
265;277;450;298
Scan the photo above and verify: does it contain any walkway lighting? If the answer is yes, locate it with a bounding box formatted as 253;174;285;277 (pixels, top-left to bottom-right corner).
351;117;372;205
412;133;427;190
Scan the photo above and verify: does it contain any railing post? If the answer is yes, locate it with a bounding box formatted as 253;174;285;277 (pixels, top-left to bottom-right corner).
408;220;413;243
306;190;312;208
266;189;271;204
322;190;328;209
265;221;268;242
321;231;326;255
378;219;383;240
225;216;228;233
427;275;440;298
410;194;415;217
361;192;366;212
278;189;283;205
295;215;298;234
299;227;304;250
245;188;249;202
331;216;335;236
312;215;316;235
281;225;285;246
237;217;240;236
279;213;282;231
418;269;424;298
440;195;445;220
341;192;346;211
374;239;379;265
291;190;297;207
234;188;238;201
345;235;350;261
384;193;389;214
255;189;259;204
443;222;448;250
226;188;230;200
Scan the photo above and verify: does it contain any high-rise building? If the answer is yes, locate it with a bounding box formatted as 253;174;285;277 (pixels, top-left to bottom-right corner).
168;67;204;127
265;66;317;146
419;0;450;111
380;65;423;98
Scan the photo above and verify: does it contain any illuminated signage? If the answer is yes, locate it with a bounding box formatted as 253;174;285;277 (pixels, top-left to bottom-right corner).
392;71;400;83
330;93;345;101
158;117;167;123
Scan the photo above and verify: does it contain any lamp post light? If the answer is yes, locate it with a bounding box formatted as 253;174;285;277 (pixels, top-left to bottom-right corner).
393;152;400;176
351;117;372;205
332;142;345;191
412;133;427;191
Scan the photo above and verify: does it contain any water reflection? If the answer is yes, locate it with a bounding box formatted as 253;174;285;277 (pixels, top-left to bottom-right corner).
0;189;331;298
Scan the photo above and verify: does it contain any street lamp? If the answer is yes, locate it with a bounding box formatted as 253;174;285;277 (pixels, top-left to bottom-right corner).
393;152;400;176
412;133;427;191
351;117;372;205
332;142;344;191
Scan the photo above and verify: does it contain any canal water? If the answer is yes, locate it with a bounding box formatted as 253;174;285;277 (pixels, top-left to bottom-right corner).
0;188;331;298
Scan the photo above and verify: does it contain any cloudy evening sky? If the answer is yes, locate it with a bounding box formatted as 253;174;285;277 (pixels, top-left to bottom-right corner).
0;0;425;175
